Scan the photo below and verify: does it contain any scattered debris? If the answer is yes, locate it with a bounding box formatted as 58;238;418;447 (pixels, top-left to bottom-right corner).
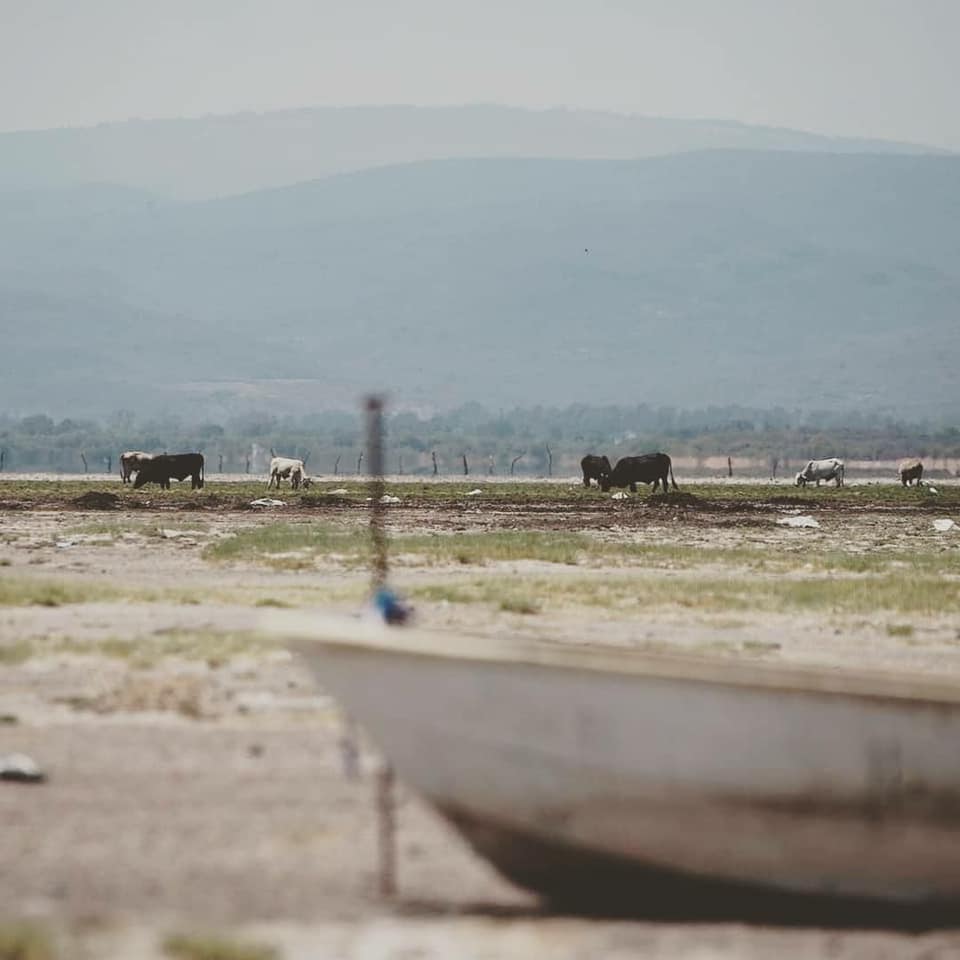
777;515;820;528
249;498;286;508
611;492;629;500
933;519;956;533
0;753;46;784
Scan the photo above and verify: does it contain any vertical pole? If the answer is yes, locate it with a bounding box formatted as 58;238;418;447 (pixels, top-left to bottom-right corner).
366;396;387;590
364;394;395;898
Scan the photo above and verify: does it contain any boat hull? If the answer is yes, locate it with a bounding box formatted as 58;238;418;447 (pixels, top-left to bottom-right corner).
266;613;960;916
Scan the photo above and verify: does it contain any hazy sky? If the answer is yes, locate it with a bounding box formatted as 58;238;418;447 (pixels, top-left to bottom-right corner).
2;0;958;149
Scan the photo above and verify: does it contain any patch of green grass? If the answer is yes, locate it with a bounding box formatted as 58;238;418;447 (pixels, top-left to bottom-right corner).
886;623;915;637
64;519;210;538
396;530;588;566
0;576;237;610
499;595;542;615
410;571;960;617
203;523;365;565
253;597;293;608
0;631;276;668
0;923;55;960
162;932;278;960
0;641;36;664
0;578;121;607
201;520;960;578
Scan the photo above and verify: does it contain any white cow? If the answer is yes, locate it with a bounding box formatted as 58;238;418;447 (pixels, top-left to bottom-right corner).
268;456;308;490
119;451;153;484
795;458;845;488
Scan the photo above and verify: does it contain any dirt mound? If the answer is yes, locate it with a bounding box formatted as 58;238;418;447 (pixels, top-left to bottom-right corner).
71;491;121;510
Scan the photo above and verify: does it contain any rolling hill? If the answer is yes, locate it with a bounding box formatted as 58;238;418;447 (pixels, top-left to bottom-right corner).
3;150;959;420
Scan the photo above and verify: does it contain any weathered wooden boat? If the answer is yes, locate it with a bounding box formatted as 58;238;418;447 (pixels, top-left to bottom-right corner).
263;611;960;924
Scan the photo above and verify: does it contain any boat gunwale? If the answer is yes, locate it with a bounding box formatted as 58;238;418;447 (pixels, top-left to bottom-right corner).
262;611;960;707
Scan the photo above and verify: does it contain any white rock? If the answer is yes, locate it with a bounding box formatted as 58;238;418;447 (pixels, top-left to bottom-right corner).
0;752;46;782
379;495;401;504
777;515;820;528
465;489;483;496
611;491;629;500
249;498;286;508
329;488;349;495
933;518;956;532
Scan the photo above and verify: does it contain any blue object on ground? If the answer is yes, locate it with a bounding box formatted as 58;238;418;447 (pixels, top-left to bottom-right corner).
374;587;413;625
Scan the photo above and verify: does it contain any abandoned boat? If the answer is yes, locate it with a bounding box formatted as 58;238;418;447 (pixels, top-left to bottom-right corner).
263;611;960;921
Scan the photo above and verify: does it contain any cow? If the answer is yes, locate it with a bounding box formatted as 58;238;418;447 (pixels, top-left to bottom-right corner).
795;458;844;488
897;458;924;487
268;456;308;490
600;453;678;494
132;453;205;490
580;454;612;488
119;451;153;484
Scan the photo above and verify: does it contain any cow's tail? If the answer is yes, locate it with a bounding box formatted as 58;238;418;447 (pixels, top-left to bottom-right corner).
669;458;678;491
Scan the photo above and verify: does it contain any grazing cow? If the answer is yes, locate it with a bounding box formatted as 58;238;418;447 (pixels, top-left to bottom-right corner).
600;453;678;494
580;454;612;488
897;458;924;487
132;453;204;490
795;458;844;488
268;456;308;490
119;451;153;484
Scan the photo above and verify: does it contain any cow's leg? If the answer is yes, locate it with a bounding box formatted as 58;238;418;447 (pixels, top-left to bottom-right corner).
630;482;637;493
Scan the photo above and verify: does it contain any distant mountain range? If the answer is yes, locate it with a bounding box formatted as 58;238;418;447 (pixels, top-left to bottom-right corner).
0;104;946;201
1;109;958;421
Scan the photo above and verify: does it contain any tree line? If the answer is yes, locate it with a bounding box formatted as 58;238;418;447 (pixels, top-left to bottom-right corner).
1;405;958;476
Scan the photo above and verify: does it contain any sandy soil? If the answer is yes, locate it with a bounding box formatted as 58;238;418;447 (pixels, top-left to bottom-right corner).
1;488;959;958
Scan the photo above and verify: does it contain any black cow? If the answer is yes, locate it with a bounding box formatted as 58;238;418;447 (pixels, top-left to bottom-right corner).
580;454;612;488
132;453;205;490
601;453;678;493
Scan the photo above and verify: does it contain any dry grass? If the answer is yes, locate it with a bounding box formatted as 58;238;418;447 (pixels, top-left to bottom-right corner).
162;932;279;960
2;630;276;669
410;571;960;617
0;578;121;607
0;924;55;960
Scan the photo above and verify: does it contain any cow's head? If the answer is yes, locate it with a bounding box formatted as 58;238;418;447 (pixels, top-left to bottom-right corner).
794;472;807;487
300;476;313;489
